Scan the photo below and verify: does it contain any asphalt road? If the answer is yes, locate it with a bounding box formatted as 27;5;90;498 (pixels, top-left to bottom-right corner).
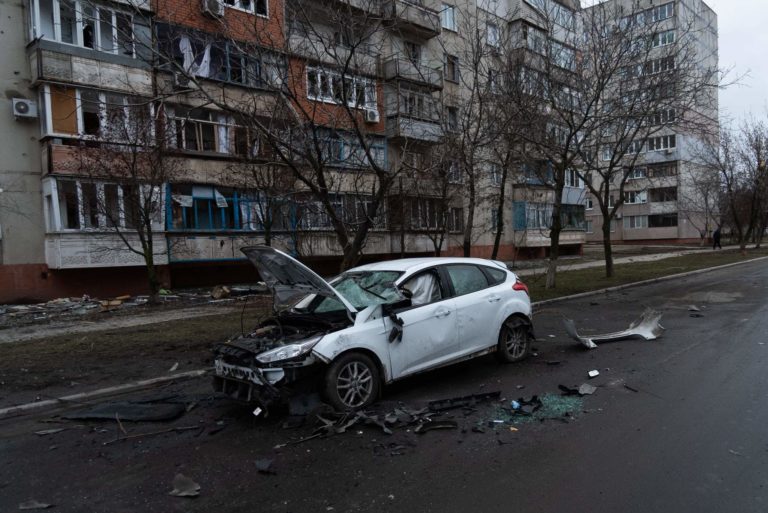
2;258;768;513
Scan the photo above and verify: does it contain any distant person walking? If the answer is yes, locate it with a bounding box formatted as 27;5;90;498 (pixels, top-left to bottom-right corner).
713;227;722;250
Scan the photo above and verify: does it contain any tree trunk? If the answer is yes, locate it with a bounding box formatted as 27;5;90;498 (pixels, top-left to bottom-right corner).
463;174;476;257
602;220;614;278
490;167;508;260
145;255;161;305
545;191;564;289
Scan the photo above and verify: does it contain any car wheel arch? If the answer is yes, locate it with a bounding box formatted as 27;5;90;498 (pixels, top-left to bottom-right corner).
500;312;535;339
328;347;390;385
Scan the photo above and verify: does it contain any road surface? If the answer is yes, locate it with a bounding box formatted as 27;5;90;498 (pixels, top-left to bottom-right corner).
1;259;767;512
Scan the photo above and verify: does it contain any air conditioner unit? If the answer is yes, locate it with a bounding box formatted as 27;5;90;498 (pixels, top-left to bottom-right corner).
201;0;224;17
12;98;38;119
173;72;191;89
364;109;380;123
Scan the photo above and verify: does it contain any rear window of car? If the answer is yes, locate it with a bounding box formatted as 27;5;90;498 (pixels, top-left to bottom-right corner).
445;265;489;296
483;266;507;285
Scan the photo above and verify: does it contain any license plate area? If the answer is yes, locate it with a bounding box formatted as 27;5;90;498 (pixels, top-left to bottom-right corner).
214;360;265;386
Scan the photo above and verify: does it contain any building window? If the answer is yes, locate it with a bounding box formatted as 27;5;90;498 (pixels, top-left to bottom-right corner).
623;190;647;204
628;167;647;179
447;160;463;183
489;163;502;186
585;219;593;233
168;107;229;153
586;198;593;210
646;134;676;152
649;187;677;202
410;198;441;230
446;106;459;132
652;30;675;48
488;69;500;92
447;207;464;232
651;3;674;22
486;22;500;48
169;184;240;230
648;162;677;177
445;54;460;83
652;109;677;126
491;208;500;230
29;0;137;56
223;0;268;16
441;3;456;31
623;215;648;229
565;169;581;188
51;179;161;231
306;67;377;111
324;134;387;168
649;213;678;227
627;140;644;154
400;89;439;120
561;204;585;230
646;56;675;75
404;41;422;64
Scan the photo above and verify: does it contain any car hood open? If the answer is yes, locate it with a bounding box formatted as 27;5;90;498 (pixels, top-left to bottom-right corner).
241;246;358;314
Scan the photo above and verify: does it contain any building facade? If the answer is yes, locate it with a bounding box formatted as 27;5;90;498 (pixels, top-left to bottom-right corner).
0;0;716;302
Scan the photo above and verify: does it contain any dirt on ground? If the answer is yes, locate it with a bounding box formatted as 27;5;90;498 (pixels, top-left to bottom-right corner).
0;298;271;408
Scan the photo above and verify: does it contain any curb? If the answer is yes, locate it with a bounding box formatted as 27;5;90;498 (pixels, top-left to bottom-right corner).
0;369;210;420
531;255;768;307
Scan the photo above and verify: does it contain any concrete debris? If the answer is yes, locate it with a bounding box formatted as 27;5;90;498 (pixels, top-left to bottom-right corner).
18;500;53;510
563;308;665;349
688;305;701;312
169;474;200;498
211;285;231;300
578;383;597;395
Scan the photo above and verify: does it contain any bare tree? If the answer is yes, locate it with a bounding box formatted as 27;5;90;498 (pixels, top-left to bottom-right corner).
75;97;180;302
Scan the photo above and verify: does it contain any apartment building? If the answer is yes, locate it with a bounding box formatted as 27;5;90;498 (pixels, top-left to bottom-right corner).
582;0;719;244
0;0;715;302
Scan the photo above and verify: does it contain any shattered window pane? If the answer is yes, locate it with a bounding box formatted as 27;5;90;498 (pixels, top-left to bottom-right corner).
57;180;80;229
104;183;120;227
81;182;99;228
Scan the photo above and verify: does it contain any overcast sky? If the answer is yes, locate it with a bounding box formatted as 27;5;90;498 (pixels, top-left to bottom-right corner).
704;0;768;126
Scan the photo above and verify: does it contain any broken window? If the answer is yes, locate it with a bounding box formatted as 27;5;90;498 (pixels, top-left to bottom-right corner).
57;180;80;229
169;184;239;231
80;89;101;136
104;183;120;227
81;182;100;228
169;107;227;153
115;12;134;56
59;0;76;44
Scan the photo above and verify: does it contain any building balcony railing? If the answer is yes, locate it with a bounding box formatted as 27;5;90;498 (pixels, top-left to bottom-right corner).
382;57;443;90
381;0;441;38
45;232;168;269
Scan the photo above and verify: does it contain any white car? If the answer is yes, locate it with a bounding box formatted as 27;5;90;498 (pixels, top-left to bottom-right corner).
212;246;534;411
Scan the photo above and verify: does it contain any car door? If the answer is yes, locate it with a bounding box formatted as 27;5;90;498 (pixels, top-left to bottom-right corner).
387;269;459;379
442;264;500;356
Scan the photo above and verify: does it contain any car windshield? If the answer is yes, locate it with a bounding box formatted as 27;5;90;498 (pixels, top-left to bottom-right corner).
293;270;403;313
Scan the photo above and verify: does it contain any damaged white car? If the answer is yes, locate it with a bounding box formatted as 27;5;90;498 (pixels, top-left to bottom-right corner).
213;246;534;410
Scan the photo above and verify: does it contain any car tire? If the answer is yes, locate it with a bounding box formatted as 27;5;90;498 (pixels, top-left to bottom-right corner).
324;352;381;411
496;316;531;363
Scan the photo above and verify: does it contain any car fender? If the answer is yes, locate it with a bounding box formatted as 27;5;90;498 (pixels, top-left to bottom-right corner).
493;295;534;339
311;322;393;382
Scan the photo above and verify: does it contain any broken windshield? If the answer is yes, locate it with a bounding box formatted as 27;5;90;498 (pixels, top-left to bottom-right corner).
293;271;403;313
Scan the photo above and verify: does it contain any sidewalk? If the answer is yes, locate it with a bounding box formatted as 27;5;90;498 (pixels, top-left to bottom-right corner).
512;245;738;277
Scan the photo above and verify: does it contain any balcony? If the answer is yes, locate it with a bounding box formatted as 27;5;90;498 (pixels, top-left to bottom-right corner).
382;57;443;90
381;0;441;39
28;41;153;95
45;232;168;269
384;90;443;143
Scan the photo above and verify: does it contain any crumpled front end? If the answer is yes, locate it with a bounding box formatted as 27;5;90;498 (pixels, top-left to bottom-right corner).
212;316;346;405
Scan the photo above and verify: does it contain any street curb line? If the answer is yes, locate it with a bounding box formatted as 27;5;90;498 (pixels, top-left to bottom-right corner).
0;369;210;420
532;255;768;307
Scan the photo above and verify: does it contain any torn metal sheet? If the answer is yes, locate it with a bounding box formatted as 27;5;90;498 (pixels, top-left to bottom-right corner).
64;401;186;422
563;309;665;349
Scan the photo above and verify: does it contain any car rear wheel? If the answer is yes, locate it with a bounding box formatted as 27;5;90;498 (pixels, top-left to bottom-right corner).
324;352;381;411
496;317;531;363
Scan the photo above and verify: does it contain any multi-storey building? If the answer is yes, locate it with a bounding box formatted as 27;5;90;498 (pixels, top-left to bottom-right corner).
582;0;719;244
0;0;715;302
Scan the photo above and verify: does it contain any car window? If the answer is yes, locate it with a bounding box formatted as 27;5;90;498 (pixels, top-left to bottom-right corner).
484;266;507;285
401;271;442;306
296;270;403;313
445;265;489;296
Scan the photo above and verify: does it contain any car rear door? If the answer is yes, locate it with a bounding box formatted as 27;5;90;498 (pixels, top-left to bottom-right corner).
387;269;459;379
442;264;500;356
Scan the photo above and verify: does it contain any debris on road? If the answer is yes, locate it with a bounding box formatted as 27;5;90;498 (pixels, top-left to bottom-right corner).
427;391;501;412
414;420;458;434
168;362;179;372
211;285;231;300
64;401;186;422
255;458;276;474
578;384;597;396
18;500;53;510
34;428;65;436
558;384;580;396
563;308;665;349
624;384;640;393
169;474;200;498
588;370;600;378
688;305;701;312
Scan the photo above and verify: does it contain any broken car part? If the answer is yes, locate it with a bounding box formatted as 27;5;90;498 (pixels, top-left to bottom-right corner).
427;391;501;412
563;308;665;349
169;474;200;498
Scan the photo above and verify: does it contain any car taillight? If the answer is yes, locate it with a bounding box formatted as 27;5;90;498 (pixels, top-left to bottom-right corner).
513;279;529;295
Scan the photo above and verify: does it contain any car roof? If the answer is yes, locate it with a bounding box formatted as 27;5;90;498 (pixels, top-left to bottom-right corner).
348;257;508;275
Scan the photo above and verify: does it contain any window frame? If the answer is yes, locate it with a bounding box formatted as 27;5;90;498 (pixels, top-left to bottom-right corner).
222;0;268;17
441;3;456;31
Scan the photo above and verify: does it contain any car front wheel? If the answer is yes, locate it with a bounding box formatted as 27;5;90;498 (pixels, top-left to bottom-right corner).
496;316;531;363
324;352;381;411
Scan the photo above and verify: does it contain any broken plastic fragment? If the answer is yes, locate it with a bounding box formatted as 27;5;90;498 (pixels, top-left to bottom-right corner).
169;473;200;497
563;308;665;349
253;407;263;417
578;383;597;395
588;370;600;378
18;500;53;510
